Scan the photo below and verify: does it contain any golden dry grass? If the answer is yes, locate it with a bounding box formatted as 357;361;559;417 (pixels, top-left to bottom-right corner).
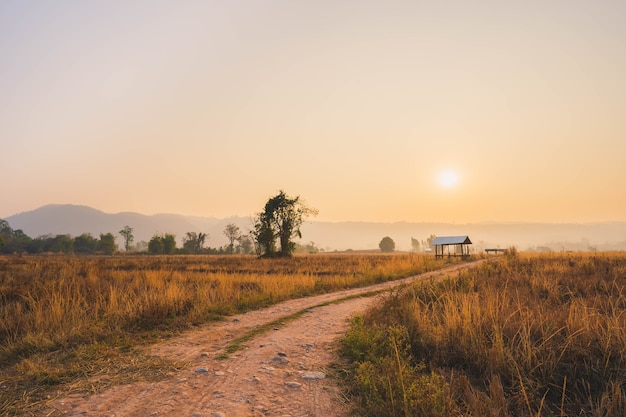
0;252;453;415
341;252;626;416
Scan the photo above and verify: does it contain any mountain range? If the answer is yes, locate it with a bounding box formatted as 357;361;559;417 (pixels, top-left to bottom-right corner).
4;204;626;252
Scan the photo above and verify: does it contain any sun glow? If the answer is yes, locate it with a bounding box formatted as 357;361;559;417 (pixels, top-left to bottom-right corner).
439;170;459;188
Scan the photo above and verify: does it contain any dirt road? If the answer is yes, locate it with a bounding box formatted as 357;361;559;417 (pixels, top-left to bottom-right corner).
50;259;487;417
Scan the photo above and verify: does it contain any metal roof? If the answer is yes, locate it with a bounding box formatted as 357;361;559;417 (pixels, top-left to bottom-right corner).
432;236;472;245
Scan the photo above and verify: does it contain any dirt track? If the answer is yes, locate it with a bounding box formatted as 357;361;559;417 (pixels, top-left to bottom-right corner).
50;259;487;417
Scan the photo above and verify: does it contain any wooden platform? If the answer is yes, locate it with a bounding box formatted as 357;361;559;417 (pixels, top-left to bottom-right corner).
485;248;506;254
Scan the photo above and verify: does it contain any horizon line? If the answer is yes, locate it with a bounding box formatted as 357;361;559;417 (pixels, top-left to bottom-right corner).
3;203;626;226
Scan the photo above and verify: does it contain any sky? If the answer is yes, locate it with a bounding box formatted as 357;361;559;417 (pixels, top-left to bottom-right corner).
2;0;625;223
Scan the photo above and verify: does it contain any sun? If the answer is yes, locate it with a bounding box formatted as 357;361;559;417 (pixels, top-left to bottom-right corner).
438;170;459;188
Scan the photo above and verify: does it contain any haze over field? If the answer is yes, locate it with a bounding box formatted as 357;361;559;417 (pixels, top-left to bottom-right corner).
6;204;626;252
2;1;625;224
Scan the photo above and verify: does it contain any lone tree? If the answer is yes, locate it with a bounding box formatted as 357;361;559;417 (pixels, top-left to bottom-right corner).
379;236;396;253
238;234;254;254
253;190;317;257
223;223;241;254
411;237;421;252
426;234;436;250
119;225;134;251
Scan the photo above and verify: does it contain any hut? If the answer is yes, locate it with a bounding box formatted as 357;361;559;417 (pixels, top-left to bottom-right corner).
432;236;472;258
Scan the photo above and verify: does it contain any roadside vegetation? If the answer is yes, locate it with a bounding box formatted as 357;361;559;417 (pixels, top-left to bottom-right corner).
339;252;626;416
0;253;454;415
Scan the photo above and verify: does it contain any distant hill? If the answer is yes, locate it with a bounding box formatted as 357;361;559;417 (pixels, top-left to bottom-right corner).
5;204;626;252
4;205;235;248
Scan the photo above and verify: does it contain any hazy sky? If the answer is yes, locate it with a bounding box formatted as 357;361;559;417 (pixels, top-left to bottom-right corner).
2;0;625;223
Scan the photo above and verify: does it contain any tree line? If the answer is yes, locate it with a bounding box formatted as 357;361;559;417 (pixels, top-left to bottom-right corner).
0;219;256;255
0;219;118;255
2;191;434;256
1;191;319;257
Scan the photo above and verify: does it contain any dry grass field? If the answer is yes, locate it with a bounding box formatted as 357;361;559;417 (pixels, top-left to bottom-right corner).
340;251;626;416
0;253;448;415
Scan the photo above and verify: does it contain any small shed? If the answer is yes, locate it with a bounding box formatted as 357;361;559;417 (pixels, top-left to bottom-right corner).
432;236;472;259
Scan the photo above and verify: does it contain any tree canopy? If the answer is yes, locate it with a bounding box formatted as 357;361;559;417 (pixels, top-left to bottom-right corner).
223;224;240;254
182;232;207;254
119;225;134;251
253;190;317;257
379;236;396;253
148;234;177;254
73;233;99;254
411;237;421;252
98;233;117;255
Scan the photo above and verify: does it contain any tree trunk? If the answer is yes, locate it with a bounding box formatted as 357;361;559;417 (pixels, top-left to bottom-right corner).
280;233;290;257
